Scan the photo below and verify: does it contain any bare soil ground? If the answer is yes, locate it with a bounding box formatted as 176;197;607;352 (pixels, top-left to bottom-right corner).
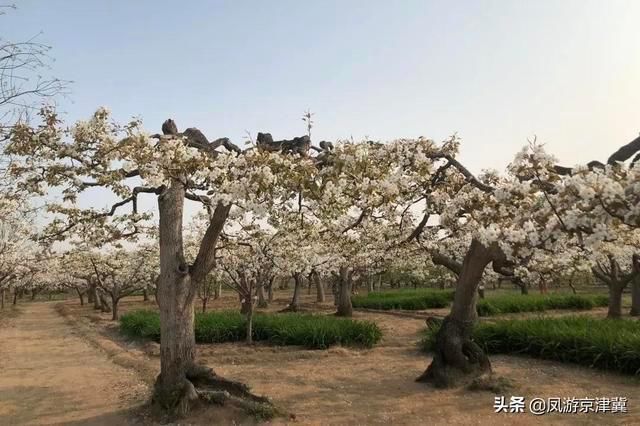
0;302;148;425
48;291;640;425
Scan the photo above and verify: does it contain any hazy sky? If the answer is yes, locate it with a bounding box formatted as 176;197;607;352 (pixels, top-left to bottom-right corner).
4;0;640;174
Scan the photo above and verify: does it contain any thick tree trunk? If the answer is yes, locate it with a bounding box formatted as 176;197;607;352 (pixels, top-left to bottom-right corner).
417;239;494;387
630;255;640;316
607;283;625;318
518;280;528;295
267;277;274;302
153;181;199;414
98;292;111;313
245;300;254;344
77;288;85;306
257;284;268;308
240;296;252;315
93;286;101;310
152;178;270;416
283;273;303;312
154;277;198;414
630;277;640;317
331;275;339;306
111;296;119;321
336;267;353;317
87;284;95;304
313;271;325;302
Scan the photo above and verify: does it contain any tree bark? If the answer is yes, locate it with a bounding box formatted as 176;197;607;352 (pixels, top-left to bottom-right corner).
417;239;494;387
630;277;640;316
245;299;254;344
87;283;95;304
77;288;85;306
214;282;221;300
331;274;339;306
283;273;303;312
201;297;208;313
13;290;17;306
257;284;268;308
313;270;325;302
630;254;640;316
336;267;353;317
98;292;111;313
240;296;252;315
607;283;625;318
153;180;199;414
151;178;269;416
593;257;630;318
111;295;119;321
267;277;274;302
93;285;101;310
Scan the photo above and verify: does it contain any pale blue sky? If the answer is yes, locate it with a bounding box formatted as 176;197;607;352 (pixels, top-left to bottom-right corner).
5;0;640;174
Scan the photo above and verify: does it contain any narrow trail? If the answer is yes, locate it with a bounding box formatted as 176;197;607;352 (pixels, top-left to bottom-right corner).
0;302;148;425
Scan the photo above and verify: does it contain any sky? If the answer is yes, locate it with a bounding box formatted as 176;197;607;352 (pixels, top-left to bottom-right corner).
3;0;640;214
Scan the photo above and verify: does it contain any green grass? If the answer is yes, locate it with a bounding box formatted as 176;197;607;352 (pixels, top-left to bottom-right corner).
421;316;640;375
120;310;382;349
476;294;609;316
351;289;455;310
351;290;608;314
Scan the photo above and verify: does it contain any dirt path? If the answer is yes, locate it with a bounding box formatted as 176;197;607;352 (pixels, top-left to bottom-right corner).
0;302;148;425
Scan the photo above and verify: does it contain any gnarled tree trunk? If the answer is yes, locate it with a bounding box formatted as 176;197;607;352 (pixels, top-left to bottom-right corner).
607;283;625;318
592;256;630;318
630;254;640;316
111;294;120;321
98;291;111;313
93;285;101;310
282;273;302;312
336;266;353;317
87;282;95;304
518;281;528;295
76;288;85;306
153;180;200;414
417;239;494;387
313;270;325;302
152;178;270;417
267;277;274;302
257;283;268;308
